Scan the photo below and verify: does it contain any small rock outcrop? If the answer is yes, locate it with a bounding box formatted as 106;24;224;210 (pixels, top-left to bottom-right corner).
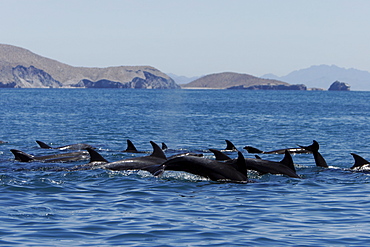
328;81;350;91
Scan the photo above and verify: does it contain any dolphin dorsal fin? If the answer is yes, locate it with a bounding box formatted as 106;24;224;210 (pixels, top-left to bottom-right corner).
150;141;167;160
36;140;53;149
350;153;370;169
243;146;264;154
255;155;262;159
161;142;168;151
225;140;237;151
236;151;248;175
124;139;139;152
10;149;35;162
86;148;108;163
209;149;232;161
279;150;296;172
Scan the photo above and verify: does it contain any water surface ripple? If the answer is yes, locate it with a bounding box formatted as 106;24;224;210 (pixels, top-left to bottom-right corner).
1;89;370;246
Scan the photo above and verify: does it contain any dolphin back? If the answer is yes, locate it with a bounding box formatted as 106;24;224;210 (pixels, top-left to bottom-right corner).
243;146;264;153
161;142;168;150
124;139;139;152
149;141;167;160
10;149;35;162
209;149;232;161
235;151;247;176
225;140;237;151
350;153;370;169
36;140;53;149
86;148;109;163
279;150;296;172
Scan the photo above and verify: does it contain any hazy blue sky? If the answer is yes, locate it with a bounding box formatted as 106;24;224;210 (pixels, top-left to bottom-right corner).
1;0;369;77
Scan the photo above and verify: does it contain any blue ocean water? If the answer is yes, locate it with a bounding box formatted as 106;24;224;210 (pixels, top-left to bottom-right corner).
1;89;370;246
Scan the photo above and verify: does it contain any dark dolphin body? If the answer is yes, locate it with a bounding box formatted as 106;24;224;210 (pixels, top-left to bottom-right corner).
103;141;166;171
69;148;109;170
11;149;89;163
221;140;238;152
210;149;300;178
245;151;299;178
36;140;95;150
243;145;311;154
0;141;8;144
149;151;248;182
122;139;147;153
167;152;203;159
77;141;167;172
298;140;328;168
350;153;370;170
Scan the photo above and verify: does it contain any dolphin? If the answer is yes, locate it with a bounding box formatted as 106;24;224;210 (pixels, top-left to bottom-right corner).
210;149;300;178
161;142;168;151
36;140;95;150
122;139;146;153
68;148;109;170
0;141;7;144
103;141;166;171
76;141;167;172
243;145;311;154
149;151;248;182
298;140;328;168
209;148;236;160
10;149;89;163
167;152;203;159
350;153;370;170
221;140;238;152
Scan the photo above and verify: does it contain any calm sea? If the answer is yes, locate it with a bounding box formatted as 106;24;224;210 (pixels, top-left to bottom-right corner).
1;89;370;246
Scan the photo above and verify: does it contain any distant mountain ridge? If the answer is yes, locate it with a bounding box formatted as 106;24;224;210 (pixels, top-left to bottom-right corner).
4;44;368;90
0;44;179;89
261;64;370;91
181;72;295;89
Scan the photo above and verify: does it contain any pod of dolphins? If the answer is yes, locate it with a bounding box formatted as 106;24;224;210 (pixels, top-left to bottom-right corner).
3;139;370;183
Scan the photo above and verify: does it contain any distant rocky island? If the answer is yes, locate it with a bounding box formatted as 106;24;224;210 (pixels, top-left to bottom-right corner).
181;72;306;90
328;81;350;91
0;44;179;89
261;64;363;91
0;44;354;91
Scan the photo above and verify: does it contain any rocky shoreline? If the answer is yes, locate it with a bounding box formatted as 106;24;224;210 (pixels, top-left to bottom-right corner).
0;44;351;91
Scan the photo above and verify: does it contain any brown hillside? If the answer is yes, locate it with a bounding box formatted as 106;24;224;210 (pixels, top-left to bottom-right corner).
181;72;289;89
0;44;173;87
